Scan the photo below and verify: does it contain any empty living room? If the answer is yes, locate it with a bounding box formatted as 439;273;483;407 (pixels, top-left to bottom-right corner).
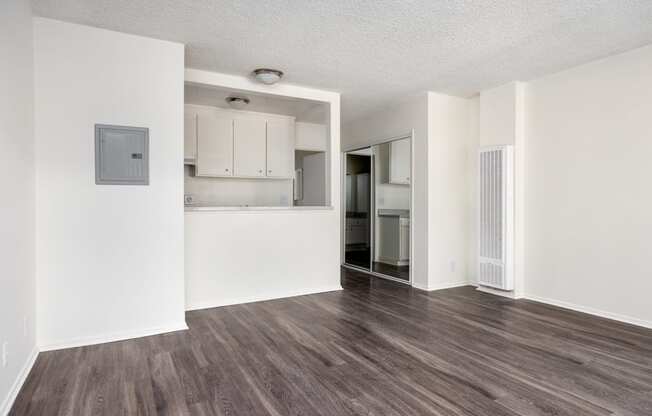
2;1;652;415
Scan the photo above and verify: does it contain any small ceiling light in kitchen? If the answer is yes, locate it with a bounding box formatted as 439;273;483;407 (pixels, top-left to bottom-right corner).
225;96;250;109
253;68;284;85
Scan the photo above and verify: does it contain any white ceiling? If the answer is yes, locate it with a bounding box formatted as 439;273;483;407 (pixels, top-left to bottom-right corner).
185;84;327;122
32;0;652;123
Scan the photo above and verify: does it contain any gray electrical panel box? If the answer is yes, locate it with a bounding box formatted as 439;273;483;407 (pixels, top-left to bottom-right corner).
95;124;149;185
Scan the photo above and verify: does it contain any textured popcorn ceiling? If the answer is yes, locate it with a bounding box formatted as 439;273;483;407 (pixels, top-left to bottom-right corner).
32;0;652;122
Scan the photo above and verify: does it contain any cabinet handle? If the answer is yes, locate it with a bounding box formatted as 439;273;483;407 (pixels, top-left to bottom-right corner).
268;170;272;173
258;169;263;173
225;168;229;172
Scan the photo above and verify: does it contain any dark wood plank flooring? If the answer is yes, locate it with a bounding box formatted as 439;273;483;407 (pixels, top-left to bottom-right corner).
11;268;652;415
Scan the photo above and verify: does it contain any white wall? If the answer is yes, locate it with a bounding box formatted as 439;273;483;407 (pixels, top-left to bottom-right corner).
0;0;37;412
427;92;477;290
524;45;652;327
479;83;523;146
34;18;187;350
183;68;341;310
185;166;293;207
185;210;342;309
473;82;526;296
342;94;429;289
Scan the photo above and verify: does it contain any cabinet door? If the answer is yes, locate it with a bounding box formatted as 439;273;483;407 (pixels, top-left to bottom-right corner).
346;219;363;245
399;219;410;261
234;118;266;177
196;113;233;177
266;118;294;178
390;138;410;185
184;112;197;161
295;122;327;151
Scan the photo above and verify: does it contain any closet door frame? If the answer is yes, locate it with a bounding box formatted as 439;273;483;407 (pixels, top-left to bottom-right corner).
341;132;413;286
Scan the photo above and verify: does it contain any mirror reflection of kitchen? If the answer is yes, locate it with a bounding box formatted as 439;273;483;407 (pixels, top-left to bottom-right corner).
373;138;410;280
345;149;372;269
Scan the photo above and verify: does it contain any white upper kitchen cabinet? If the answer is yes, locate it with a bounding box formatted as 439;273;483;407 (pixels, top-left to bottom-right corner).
196;113;233;177
184;111;197;162
187;105;297;180
233;117;267;177
267;118;295;178
295;122;327;152
389;138;410;185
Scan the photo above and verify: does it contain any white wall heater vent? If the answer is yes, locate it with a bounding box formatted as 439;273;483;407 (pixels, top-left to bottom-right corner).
478;145;514;290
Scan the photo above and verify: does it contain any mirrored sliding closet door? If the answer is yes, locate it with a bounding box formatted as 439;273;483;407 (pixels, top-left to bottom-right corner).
344;136;411;283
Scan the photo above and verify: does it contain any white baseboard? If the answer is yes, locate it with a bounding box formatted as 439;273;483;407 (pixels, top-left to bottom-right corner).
524;294;652;330
186;285;343;311
0;346;38;416
39;322;189;352
412;280;469;292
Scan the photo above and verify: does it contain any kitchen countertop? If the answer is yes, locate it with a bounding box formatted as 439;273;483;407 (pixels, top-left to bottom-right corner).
377;209;410;218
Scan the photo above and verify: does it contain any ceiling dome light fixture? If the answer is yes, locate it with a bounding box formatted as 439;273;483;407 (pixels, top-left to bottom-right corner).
253;68;284;85
225;96;250;109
